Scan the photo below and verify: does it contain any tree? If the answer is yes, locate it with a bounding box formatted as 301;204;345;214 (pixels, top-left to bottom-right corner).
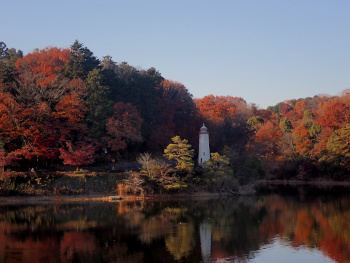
196;95;237;125
137;152;158;178
249;120;282;160
247;116;264;131
0;42;7;58
147;80;198;152
54;92;87;123
84;68;113;139
59;142;96;167
64;78;87;98
294;100;307;118
195;95;252;153
100;55;116;71
0;92;43;162
15;47;70;88
164;136;195;174
326;124;350;161
317;99;349;130
0;150;18;172
53;90;97;166
137;152;174;186
311;127;334;158
105;102;143;154
281;103;293;114
13;47;70;107
110;62;164;141
279;117;293;133
0;42;22;88
0;92;24;142
63;40;100;79
293;123;313;157
205;152;230;170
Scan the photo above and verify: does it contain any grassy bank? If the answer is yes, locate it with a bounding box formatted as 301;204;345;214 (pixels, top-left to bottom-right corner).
2;168;350;201
0;170;124;197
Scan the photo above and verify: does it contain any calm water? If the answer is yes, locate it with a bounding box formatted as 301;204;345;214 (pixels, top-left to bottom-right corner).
0;189;349;263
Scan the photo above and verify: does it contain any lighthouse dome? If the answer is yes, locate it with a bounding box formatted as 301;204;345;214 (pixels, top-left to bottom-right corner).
200;124;208;132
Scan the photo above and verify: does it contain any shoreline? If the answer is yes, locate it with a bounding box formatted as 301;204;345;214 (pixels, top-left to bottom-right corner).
0;192;221;205
257;179;350;187
2;179;350;205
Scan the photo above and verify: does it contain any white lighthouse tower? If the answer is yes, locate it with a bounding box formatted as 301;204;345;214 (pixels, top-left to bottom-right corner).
198;124;210;166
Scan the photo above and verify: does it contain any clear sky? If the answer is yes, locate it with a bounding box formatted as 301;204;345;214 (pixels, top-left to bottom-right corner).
2;0;350;108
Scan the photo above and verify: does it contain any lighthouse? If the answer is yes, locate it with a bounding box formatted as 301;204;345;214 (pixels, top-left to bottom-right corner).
198;124;210;166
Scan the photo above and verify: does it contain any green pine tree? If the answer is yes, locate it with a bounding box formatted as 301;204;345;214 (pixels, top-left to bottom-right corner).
164;136;194;174
84;68;114;139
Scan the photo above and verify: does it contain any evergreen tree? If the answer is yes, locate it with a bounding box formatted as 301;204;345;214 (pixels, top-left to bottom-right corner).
110;62;163;140
164;136;194;174
64;40;100;79
84;68;113;139
0;42;22;86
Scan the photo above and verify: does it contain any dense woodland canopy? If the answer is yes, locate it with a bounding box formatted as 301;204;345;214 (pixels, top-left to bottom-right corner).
1;40;350;180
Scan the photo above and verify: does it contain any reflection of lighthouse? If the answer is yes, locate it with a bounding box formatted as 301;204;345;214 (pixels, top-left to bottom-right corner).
200;221;212;263
198;124;210;166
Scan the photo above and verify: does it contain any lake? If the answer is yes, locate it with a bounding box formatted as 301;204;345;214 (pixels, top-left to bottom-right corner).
0;186;349;263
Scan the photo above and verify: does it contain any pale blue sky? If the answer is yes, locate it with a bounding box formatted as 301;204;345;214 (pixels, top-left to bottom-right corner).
2;0;350;108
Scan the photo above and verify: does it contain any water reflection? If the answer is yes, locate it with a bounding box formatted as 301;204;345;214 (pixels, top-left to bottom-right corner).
0;192;349;263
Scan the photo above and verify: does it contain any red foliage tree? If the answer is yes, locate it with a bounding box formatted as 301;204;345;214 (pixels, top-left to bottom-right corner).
293;100;307;119
59;142;96;166
54;92;87;123
0;150;18;172
317;99;350;130
195;95;253;153
64;78;87;98
105;102;142;153
292;123;313;157
281;103;293;115
249;120;282;159
15;47;70;88
13;47;71;107
0;92;43;161
53;91;96;166
195;95;237;125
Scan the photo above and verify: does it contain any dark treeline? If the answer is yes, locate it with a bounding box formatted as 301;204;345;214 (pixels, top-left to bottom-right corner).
1;40;350;181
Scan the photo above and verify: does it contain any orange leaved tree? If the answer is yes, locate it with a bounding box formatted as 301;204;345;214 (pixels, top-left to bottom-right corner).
105;102;143;154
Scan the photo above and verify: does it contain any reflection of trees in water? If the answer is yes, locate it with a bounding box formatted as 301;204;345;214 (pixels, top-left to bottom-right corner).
207;198;267;261
165;222;196;260
138;207;181;244
0;199;267;262
60;231;97;262
0;203;146;263
1;194;349;262
121;198;267;262
259;194;350;263
0;204;121;230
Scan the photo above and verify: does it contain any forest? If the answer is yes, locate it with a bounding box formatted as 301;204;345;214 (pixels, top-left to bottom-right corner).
1;40;350;195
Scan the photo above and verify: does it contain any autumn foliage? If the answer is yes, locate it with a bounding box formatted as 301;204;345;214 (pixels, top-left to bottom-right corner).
15;47;70;88
1;41;350;180
105;102;142;152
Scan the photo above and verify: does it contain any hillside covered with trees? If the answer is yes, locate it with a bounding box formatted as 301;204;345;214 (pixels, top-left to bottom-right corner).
1;41;350;196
